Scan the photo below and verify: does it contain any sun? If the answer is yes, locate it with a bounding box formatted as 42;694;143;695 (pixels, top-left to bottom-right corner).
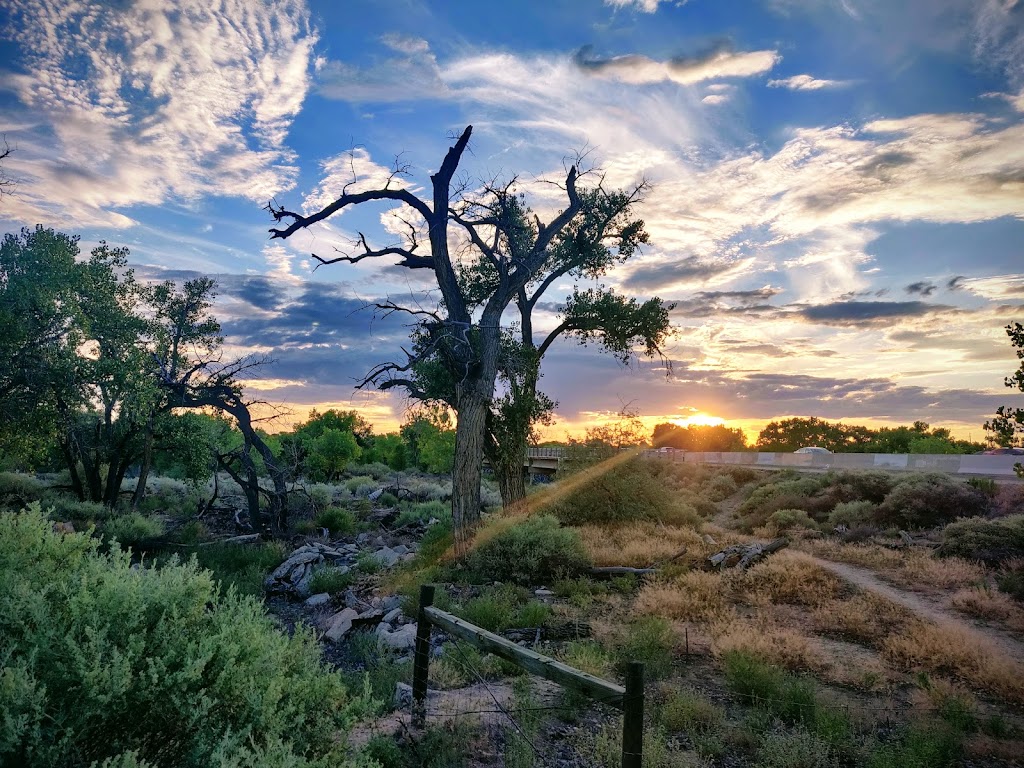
671;413;726;428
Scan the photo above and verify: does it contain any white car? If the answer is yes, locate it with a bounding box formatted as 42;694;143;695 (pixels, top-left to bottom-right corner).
794;447;832;456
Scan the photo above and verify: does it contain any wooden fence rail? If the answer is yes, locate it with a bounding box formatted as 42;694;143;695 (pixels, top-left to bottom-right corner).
412;584;645;768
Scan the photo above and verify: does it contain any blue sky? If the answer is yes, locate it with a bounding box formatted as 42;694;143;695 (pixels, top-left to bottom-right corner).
0;0;1022;440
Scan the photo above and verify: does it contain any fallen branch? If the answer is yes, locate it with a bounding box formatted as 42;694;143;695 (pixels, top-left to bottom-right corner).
589;566;658;578
708;538;789;570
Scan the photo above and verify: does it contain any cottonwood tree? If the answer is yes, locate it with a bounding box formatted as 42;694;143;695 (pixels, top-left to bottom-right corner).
268;126;652;544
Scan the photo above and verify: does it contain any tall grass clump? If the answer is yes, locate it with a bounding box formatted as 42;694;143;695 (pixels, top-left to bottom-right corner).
545;458;702;527
0;504;363;767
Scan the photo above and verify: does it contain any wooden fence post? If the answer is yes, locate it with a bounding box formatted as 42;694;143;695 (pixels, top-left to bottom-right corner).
412;584;435;727
621;661;644;768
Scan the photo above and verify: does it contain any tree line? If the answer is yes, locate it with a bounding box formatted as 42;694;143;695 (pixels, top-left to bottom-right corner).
650;417;986;454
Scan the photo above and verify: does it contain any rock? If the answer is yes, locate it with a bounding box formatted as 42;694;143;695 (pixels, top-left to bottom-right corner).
304;593;331;607
324;608;359;642
356;608;385;626
534;588;555;597
394;682;413;708
392;544;409;556
427;517;440;526
356;533;370;545
368;488;384;501
374;547;401;568
379;624;417;651
264;546;325;596
383;607;403;624
380;595;402;613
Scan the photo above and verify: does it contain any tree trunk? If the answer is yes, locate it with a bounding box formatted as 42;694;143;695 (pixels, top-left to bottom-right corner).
60;440;86;501
496;457;527;511
452;392;487;552
132;417;155;510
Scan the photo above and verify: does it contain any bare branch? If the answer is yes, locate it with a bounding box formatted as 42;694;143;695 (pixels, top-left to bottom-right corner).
312;231;434;271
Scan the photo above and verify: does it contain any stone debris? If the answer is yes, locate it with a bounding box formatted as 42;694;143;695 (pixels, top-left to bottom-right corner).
324;607;359;642
304;593;331;607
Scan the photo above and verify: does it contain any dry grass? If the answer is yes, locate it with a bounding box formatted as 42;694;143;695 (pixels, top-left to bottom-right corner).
710;617;826;672
801;539;986;589
951;587;1024;632
812;591;916;646
574;522;713;567
634;570;734;623
883;619;1024;704
740;550;847;606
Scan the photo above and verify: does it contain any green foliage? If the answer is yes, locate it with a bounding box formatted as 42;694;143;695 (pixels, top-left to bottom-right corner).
966;476;998;496
0;505;358;767
315;506;357;536
101;512;165;548
41;494;113;522
703;472;739;501
997;561;1024;601
613;617;675;680
866;723;963;768
455;585;550;632
340;634;410;716
355;551;385;574
546;457;702;527
462;515;591;585
306;429;361;482
757;727;838;768
723;651;818;727
185;540;287;597
395;500;450;527
937;515;1024;565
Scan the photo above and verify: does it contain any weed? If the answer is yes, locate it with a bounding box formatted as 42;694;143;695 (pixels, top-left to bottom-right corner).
723;650;817;727
865;722;962;768
997;559;1024;600
658;689;724;733
307;565;353;595
742;551;845;607
560;640;614;678
951;586;1024;630
713;618;823;672
613;616;676;680
355;551;385;574
812;592;914;646
341;631;412;714
757;726;838;768
575;522;708;568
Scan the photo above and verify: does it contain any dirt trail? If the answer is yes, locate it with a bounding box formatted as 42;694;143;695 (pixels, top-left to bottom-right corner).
807;555;1024;660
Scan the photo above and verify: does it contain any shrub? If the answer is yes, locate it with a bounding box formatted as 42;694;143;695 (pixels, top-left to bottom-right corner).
997;560;1024;600
395;500;449;527
345;476;378;496
758;727;838;768
827;500;877;529
866;723;962;768
937;515;1024;564
314;506;357;537
875;474;989;529
0;472;44;507
703;473;738;501
41;494;112;523
101;512;165;549
992;484;1024;518
544;458;702;527
462;515;591;585
0;505;360;767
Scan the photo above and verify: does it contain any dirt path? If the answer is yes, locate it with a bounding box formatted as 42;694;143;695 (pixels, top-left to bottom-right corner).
807;555;1024;660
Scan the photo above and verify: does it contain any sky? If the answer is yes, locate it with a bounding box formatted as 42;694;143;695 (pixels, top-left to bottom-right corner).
0;0;1022;443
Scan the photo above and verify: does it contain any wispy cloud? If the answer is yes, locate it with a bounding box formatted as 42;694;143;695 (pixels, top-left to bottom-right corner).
0;0;317;228
317;34;447;102
768;74;852;90
573;44;781;85
604;0;687;12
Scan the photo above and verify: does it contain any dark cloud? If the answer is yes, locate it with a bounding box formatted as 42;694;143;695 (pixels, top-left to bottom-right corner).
133;265;290;310
668;287;782;318
797;300;954;326
623;256;738;291
947;275;967;290
905;281;937;297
